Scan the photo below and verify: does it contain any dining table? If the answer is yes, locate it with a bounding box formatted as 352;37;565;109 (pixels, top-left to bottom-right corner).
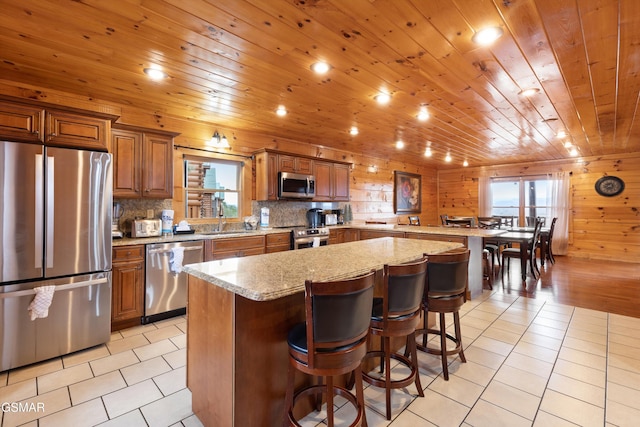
508;226;551;266
489;230;537;283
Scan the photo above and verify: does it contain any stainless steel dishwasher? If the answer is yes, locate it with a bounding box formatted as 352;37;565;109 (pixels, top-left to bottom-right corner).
144;240;203;324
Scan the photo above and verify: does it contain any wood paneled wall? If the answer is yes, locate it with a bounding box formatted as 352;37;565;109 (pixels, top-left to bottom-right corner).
2;80;636;262
438;155;640;263
0;79;437;226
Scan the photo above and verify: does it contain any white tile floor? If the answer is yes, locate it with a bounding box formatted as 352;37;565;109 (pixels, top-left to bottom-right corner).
1;290;640;427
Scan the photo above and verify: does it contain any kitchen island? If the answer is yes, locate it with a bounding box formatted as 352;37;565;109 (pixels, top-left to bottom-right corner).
349;224;506;299
183;237;462;427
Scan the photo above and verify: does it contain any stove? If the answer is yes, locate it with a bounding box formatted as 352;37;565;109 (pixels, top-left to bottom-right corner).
291;227;330;249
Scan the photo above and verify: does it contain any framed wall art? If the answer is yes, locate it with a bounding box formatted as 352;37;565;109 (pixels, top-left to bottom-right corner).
394;171;421;213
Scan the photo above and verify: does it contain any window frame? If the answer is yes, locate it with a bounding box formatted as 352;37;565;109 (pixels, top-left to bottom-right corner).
490;175;551;226
183;155;244;220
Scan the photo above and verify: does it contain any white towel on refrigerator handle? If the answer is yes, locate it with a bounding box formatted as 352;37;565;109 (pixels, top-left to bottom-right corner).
170;247;185;273
28;285;56;321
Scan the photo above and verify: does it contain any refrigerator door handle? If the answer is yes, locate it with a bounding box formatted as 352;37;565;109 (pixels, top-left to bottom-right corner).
0;277;109;299
46;155;54;269
35;154;44;268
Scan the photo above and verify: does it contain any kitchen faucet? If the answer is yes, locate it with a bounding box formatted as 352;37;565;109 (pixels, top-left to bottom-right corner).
214;197;226;232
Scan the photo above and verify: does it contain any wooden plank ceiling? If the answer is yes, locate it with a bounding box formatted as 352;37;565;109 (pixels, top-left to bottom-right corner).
1;0;639;168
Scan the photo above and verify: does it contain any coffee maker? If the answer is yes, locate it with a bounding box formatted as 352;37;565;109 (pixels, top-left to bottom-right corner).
306;208;324;228
112;203;124;238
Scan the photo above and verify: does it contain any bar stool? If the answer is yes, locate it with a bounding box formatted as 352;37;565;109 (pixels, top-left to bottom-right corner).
283;271;375;427
362;257;428;420
415;248;470;380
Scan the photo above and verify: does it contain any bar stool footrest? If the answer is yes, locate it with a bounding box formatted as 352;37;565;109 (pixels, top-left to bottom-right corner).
361;351;420;391
287;384;365;427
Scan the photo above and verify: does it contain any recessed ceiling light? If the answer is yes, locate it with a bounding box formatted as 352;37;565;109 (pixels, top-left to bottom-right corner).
445;152;452;162
375;93;391;105
424;147;432;157
569;147;578;156
310;61;331;74
349;126;359;136
395;139;404;149
276;105;287;116
557;130;567;139
417;106;429;121
519;87;540;97
463;160;469;167
472;26;504;46
564;141;573;148
143;67;168;80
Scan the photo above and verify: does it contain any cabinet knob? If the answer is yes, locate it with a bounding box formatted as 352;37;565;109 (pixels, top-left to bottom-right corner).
145;188;150;192
33;130;39;135
50;133;57;137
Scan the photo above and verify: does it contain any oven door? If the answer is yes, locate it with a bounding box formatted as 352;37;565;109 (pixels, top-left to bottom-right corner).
294;236;329;250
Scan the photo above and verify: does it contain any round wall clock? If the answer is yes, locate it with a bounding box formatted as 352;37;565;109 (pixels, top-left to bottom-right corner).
595;176;625;197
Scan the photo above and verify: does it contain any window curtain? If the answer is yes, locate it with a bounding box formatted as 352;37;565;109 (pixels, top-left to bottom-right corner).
478;175;493;217
546;172;570;255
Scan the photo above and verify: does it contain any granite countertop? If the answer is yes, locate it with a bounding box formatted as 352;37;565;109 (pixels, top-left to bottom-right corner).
183;237;462;301
112;227;293;247
112;223;504;247
346;223;506;237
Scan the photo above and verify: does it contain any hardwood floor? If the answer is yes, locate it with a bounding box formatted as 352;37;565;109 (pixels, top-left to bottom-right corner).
495;256;640;319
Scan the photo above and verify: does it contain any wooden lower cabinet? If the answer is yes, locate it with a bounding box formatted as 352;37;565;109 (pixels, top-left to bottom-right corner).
111;245;145;331
266;232;291;253
205;235;266;261
404;232;467;245
358;229;405;240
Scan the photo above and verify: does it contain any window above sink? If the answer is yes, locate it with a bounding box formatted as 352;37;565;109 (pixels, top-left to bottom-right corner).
184;155;243;219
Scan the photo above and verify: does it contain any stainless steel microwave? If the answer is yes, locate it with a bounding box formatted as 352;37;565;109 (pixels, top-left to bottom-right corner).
278;172;315;199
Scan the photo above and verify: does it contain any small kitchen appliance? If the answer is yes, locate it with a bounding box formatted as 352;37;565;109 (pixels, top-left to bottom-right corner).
132;219;163;238
112;203;124;238
278;172;316;199
306;208;324;228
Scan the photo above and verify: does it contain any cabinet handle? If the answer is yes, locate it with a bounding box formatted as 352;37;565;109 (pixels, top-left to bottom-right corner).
33;130;39;135
50;133;57;137
145;188;150;192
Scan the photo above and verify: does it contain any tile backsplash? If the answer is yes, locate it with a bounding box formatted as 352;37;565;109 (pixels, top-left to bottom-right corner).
114;198;343;235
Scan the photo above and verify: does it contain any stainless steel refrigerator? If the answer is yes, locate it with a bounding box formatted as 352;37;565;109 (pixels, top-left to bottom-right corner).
0;140;112;371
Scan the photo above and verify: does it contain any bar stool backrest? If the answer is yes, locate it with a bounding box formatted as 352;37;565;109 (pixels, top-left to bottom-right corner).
425;248;470;297
307;271;375;353
385;258;428;317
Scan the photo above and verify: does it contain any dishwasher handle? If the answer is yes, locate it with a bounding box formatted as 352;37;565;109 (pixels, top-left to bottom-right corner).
147;246;203;255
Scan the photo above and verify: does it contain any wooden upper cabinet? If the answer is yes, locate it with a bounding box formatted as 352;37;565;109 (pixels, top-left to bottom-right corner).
279;154;313;174
143;133;173;198
112;126;176;199
112;129;142;197
0;100;115;150
0;101;44;143
46;110;110;151
313;161;350;202
333;163;350;201
255;151;278;201
254;149;350;201
313;161;333;201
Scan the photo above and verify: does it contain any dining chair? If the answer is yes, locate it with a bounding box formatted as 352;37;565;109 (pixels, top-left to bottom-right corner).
414;247;470;380
501;220;543;281
362;257;427;420
445;218;472;227
478;216;503;267
284;271;375;427
440;214;448;225
538;217;557;265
